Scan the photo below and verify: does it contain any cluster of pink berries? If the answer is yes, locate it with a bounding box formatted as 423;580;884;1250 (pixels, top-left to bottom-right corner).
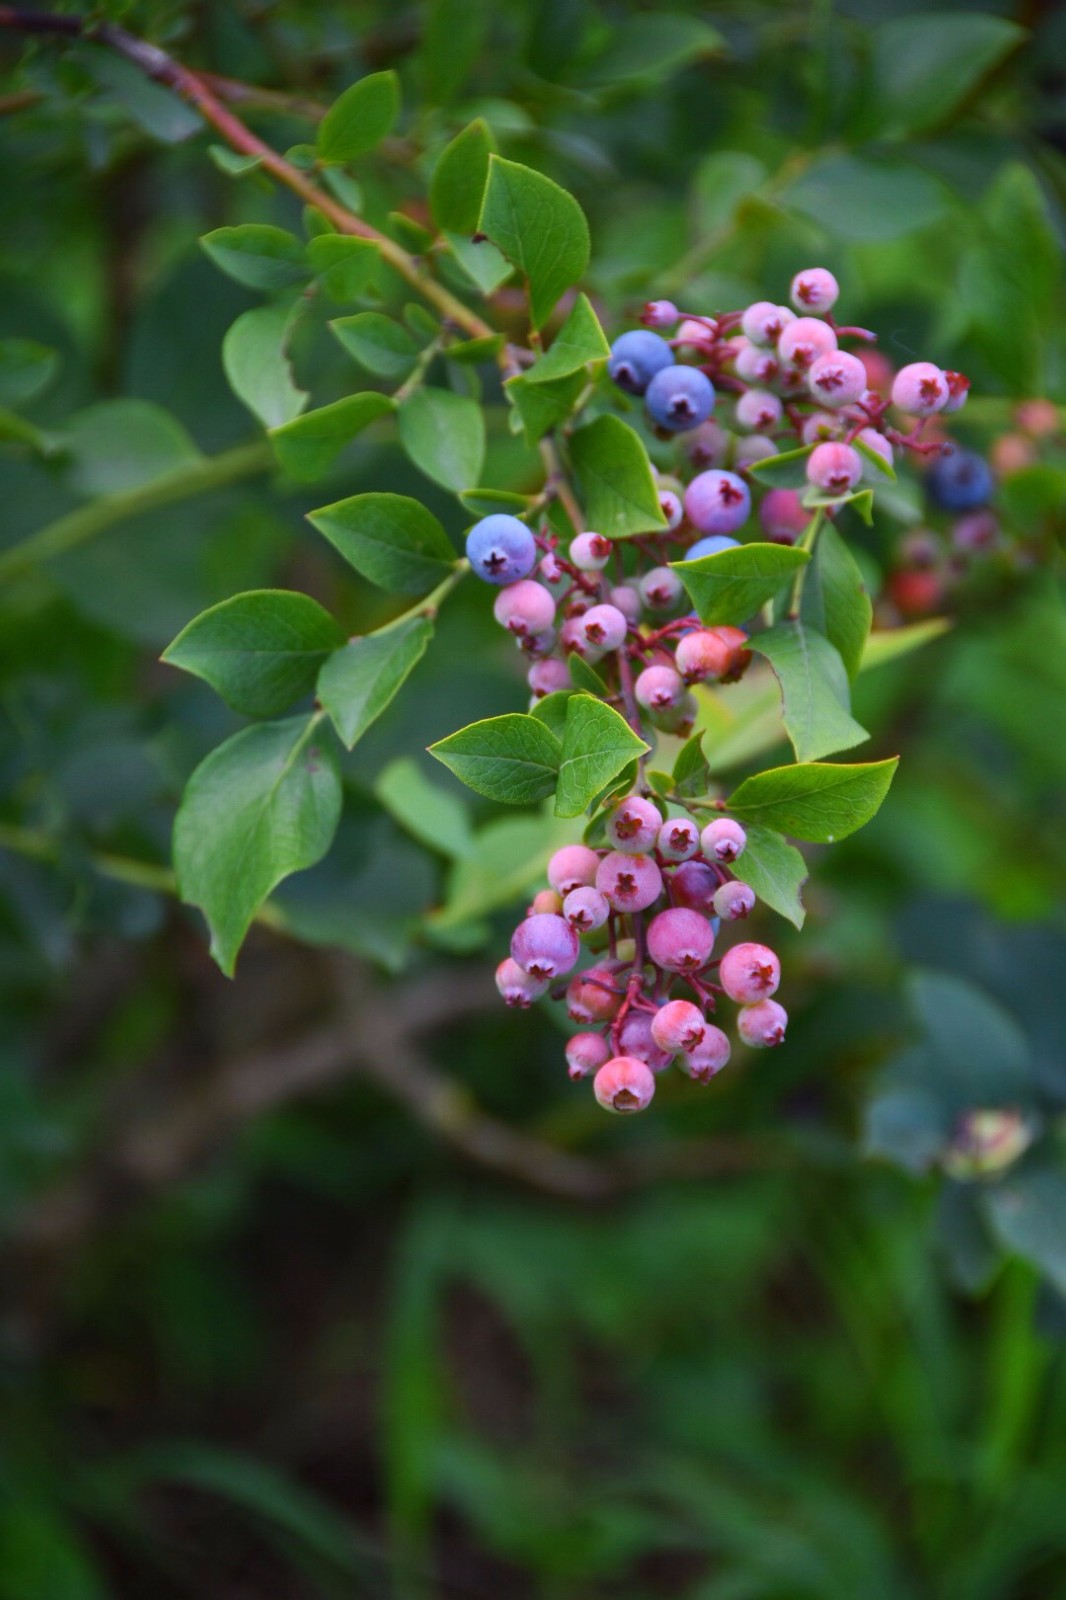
496;801;785;1114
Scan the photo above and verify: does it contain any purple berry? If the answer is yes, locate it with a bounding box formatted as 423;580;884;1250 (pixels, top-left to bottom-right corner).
713;880;756;920
645;365;715;433
531;888;563;915
608;329;674;395
719;942;780;1003
527;657;570;697
495;957;549;1008
681;1024;731;1081
493;578;555;637
566;967;623;1024
617;1010;673;1072
606;795;662;855
789;268;839;313
734;342;781;385
891;362;948;417
927;450;994;512
609;583;642;623
670;860;719;914
639;566;684;612
740;301;795;346
687;420;731;469
511;912;580;980
651;998;706;1053
685;470;751;535
562;885;611;933
595;851;663;912
657;817;700;862
579;603;628;652
758;488;809;542
807;441;862;494
466;514;537;585
737;998;788;1047
646;906;715;973
700;818;747;863
570;531;612;570
641;299;680;330
952;510;998;553
547;844;601;896
778;317;837;370
565;1031;611;1080
733;436;776;469
593;1056;656;1114
635;664;685;712
658;488;684;529
735;388;783;432
560;615;603;663
807;351;866;409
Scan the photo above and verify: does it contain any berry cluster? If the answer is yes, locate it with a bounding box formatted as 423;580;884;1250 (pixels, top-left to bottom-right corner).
463;270;968;1113
497;814;786;1114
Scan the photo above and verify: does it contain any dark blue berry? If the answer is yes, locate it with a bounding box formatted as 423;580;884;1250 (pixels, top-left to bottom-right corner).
644;365;715;433
927;450;994;512
608;330;674;396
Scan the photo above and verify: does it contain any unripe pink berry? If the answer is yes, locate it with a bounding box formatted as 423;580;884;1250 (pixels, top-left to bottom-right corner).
778;316;837;369
800;411;841;445
651;998;706;1053
807;441;862;494
646;906;715;972
990;433;1036;475
807;350;866;409
687;420;731;469
635;664;685;712
700;818;747;863
734;343;780;385
713;880;756;920
511;912;580;980
639;566;684;612
609;583;642;622
681;1024;731;1081
657;817;700;862
579;603;628;652
737;997;788;1047
1016;397;1057;436
670;860;718;911
593;1056;656;1114
617;1010;673;1072
856;427;894;479
733;436;776;469
740;301;795;346
560;614;604;662
606;795;662;854
570;531;612;570
539;551;565;586
565;1031;611;1080
758;488;809;543
675;628;735;684
735;388;783;431
659;488;684;529
789;267;839;313
641;299;679;329
548;845;601;896
493;579;555;637
891;362;948;417
942;371;970;416
719;942;780;1003
566;966;623;1024
527;656;570;697
562;885;611;933
651;691;698;737
532;888;563;915
595;851;663;912
495;957;550;1008
676;317;715;351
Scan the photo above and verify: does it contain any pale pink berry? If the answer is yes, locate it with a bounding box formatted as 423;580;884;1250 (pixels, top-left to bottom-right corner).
807;350;866;409
891;362;948;417
681;1025;731;1081
807;441;862;494
758;488;809;543
687;420;730;468
800;411;841;445
565;1031;611;1080
700;818;747;863
606;795;662;855
713;880;756;920
562;885;611;933
511;912;580;980
740;300;795;346
527;657;570;697
734;342;780;385
579;603;628;652
676;317;716;351
856;426;894;479
493;579;555;637
617;1010;673;1072
639;566;684;612
719;942;780;1003
735;388;783;431
737;998;788;1047
789;267;839;313
532;888;563;915
646;906;715;972
560;615;603;663
540;551;565;586
595;852;663;912
566;967;623;1024
651;998;706;1053
593;1056;656;1114
641;299;679;329
657;817;700;862
570;531;612;570
778;316;837;369
547;844;601;896
941;371;970;414
659;488;684;530
733;436;776;469
495;957;549;1008
635;664;685;712
609;583;642;623
675;629;735;683
652;692;698;737
670;860;718;911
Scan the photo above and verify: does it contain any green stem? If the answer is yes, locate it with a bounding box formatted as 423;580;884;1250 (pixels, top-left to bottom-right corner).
787;506;825;616
372;562;470;635
0;439;273;582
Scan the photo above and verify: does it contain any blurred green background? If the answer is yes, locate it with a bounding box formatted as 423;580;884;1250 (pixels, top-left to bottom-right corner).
1;1;1065;1595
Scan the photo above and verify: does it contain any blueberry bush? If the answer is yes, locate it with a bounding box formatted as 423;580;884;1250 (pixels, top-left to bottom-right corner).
1;2;1065;1595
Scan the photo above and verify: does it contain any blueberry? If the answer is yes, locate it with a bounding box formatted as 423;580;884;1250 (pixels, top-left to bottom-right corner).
927;450;994;512
466;514;537;585
687;535;740;560
645;365;715;433
608;329;674;396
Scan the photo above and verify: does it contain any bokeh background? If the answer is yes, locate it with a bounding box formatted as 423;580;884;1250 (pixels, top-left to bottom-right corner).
1;1;1065;1595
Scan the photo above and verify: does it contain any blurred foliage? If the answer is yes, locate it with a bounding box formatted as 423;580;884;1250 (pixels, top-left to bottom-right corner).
0;0;1064;1594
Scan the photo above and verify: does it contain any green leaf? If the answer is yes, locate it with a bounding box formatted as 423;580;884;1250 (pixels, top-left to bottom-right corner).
568;654;609;696
800;521;872;681
317;71;400;163
306;234;380;301
860;618;951;671
569;415;666;539
174;716;342;975
583;11;723;84
983;1167;1066;1298
785;155;948;243
802;485;875;526
529;689;575;740
317;615;432;749
63;399;202;496
308;492;457;595
223;302;308;429
429;714;561;805
673;543;809;626
908;970;1033;1104
672;731;710;800
77;44;202;142
748;444;814;489
375;756;474;860
163;590;345;718
505;370;586;446
727;757;899;842
330;312;420;378
525;294;609;384
430;119;494;233
208;144;265;178
692;151;768;237
554;695;649;818
866;13;1025;137
458;487;533;517
478;155;590;327
853;435;895;481
752;621;868;762
446;332;505;364
420;0;488;104
429;813;573;930
398;387;485;492
0;338;58;406
269;392;394;480
200;225;309;291
736;824;807;929
445;231;514;294
960;164;1060;392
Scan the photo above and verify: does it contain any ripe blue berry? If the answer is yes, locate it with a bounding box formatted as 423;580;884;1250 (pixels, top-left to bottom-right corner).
927;450;994;512
608;329;674;395
645;365;715;432
687;534;739;561
593;1056;656;1114
467;514;537;585
700;818;747;863
511;912;580;980
646;907;715;972
685;470;751;535
606;795;662;855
